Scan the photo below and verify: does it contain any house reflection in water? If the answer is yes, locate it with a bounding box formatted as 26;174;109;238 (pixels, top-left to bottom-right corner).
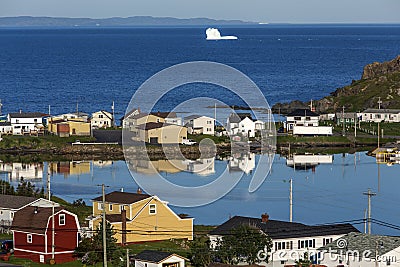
127;158;215;176
286;154;333;171
49;161;91;178
228;153;256;174
0;163;43;180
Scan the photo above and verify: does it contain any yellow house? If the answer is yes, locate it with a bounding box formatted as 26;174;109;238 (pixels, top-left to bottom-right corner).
136;122;187;144
47;118;91;136
89;191;193;244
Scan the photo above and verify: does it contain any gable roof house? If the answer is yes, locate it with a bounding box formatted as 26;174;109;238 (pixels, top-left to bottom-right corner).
285;109;319;131
209;215;359;267
151;112;182;126
91;110;114;129
88;191;193;244
360;108;400;123
226;113;264;138
11;205;80;264
133;250;188;267
136;122;188;144
184;115;215;135
8;112;48;135
0;195;58;233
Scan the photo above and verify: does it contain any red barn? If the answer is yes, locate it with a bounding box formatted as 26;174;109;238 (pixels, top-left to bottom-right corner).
11;206;80;264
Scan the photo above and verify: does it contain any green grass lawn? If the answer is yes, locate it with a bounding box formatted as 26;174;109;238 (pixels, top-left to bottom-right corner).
0;135;96;149
187;134;229;144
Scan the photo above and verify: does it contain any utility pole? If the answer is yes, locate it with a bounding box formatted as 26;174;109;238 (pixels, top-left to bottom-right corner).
289;179;293;222
342;106;345;136
100;184;109;267
364;209;367;234
52;201;55;261
126;248;130;267
48;105;51;116
354;114;357;138
363;189;377;235
111;101;115;127
0;99;2;115
377;122;380;148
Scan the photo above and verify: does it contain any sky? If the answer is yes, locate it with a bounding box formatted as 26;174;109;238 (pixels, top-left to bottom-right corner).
0;0;399;23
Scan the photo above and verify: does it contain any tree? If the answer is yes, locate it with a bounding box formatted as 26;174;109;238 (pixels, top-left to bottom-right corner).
74;222;125;266
16;177;44;198
215;224;272;265
295;252;312;267
189;238;213;267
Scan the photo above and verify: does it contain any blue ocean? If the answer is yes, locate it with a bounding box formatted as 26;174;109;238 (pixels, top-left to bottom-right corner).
0;25;400;118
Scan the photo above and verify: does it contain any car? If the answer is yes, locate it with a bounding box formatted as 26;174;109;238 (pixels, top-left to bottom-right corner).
1;240;13;253
181;139;197;145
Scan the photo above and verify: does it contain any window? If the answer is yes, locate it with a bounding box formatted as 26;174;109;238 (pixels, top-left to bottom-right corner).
98;203;104;210
59;214;65;225
109;204;113;211
120;205;124;212
10;212;14;219
294;116;301;121
27;234;32;243
149;204;156;214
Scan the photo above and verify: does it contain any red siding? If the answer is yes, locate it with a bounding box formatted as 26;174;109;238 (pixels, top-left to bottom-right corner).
14;232;45;253
45;212;79;253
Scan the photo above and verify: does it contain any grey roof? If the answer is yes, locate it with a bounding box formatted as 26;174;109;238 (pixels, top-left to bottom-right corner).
287;109;319;117
184;114;202;120
335;112;357;119
8;112;48;118
209;216;359;239
321;232;400;258
134;250;185;263
362;109;400;114
228;113;253;123
0;195;37;209
150;112;178;119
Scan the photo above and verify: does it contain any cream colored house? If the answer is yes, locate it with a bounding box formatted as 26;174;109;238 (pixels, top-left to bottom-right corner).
136;122;187;144
47;118;91;136
91;110;113;128
134;250;187;267
89;191;193;244
184;115;215;135
123;113;165;131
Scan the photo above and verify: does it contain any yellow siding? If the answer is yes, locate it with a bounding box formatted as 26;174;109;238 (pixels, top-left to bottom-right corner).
92;197;193;243
144;125;187;144
68;121;90;136
136;114;165;125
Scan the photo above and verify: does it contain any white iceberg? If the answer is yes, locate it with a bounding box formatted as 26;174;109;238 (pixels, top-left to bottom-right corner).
206;28;237;40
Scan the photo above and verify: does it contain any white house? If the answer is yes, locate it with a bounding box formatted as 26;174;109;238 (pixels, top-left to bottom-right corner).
133;250;187;267
0;122;12;134
121;109;141;129
184;115;215;135
208;215;359;267
360;109;400;123
183;158;215;176
226;113;264;138
320;232;400;267
8;112;47;135
91;110;113;128
285;109;319;132
0;195;59;233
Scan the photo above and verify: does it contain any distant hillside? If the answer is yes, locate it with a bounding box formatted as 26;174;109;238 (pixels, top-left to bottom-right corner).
0;16;255;27
273;55;400;114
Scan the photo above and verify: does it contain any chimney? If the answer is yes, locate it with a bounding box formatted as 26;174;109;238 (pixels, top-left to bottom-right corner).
120;187;124;192
137;187;142;194
261;213;269;223
121;209;127;246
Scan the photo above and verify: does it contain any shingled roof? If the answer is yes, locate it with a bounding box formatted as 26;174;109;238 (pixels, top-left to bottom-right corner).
8;112;48;118
92;191;151;205
134;250;186;263
11;206;64;234
287;109;319;117
0;195;37;209
209;216;359;239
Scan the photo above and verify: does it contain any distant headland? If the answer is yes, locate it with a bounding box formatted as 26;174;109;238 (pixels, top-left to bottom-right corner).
0;16;256;27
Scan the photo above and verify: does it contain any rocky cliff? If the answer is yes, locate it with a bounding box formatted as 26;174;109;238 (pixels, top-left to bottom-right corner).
272;55;400;114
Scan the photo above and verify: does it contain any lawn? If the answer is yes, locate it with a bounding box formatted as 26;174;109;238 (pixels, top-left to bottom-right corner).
0;135;96;149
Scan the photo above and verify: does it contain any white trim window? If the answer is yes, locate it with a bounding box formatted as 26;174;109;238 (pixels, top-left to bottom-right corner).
59;214;66;226
98;203;103;210
27;234;32;243
109;204;113;211
149;204;156;215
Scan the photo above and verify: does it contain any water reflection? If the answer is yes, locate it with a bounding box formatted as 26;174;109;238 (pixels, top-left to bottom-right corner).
0;162;43;180
0;152;399;235
286;154;334;171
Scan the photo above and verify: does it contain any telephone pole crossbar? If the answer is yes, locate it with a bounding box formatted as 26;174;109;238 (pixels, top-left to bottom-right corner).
363;189;377;235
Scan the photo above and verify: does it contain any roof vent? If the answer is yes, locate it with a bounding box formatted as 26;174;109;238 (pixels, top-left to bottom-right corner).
34;206;38;214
